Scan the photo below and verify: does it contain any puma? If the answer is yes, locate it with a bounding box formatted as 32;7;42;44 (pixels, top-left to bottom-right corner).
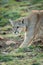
9;10;43;48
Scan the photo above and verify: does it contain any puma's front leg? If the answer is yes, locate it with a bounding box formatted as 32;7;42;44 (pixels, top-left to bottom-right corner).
19;13;37;48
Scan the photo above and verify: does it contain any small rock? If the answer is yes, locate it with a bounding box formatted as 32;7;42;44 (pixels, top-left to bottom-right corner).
6;40;16;45
0;36;4;40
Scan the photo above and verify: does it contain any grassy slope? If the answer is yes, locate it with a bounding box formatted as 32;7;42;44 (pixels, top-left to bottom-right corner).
0;0;43;26
0;45;43;65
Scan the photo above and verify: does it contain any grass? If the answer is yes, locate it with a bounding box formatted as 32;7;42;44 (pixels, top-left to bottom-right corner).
0;52;43;65
0;45;43;65
0;0;43;26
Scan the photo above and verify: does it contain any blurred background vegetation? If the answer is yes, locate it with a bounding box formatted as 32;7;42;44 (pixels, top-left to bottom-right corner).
0;0;43;27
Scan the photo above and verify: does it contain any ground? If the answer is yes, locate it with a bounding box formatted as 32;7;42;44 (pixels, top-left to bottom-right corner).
0;45;43;65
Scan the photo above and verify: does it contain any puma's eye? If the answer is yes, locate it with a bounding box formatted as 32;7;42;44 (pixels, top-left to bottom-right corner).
22;19;24;24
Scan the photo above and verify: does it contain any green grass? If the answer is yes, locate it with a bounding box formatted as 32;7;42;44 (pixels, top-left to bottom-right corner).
0;0;43;26
0;45;43;65
0;52;43;65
